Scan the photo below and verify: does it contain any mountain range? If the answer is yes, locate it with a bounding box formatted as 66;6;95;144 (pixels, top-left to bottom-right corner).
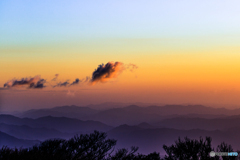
16;104;239;126
2;104;240;154
0;114;112;134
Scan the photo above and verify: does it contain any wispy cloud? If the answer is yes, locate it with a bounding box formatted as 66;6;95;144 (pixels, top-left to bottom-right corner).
29;79;46;89
3;61;138;89
51;74;59;81
53;81;70;87
126;63;138;72
70;78;80;86
3;76;46;89
53;78;82;87
84;76;91;83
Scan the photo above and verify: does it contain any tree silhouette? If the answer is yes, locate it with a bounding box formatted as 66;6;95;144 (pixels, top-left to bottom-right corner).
216;142;235;160
109;146;161;160
1;131;238;160
0;131;161;160
0;131;117;160
163;136;219;160
66;131;116;160
110;146;139;160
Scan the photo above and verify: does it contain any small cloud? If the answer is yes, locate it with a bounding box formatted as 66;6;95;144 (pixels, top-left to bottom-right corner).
126;63;138;72
54;78;82;87
70;78;81;86
53;81;70;87
90;62;124;85
3;76;46;89
51;74;59;81
84;76;91;83
29;79;46;89
89;61;138;85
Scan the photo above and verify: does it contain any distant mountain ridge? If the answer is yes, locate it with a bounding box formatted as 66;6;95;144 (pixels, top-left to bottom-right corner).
0;114;113;133
2;112;240;154
0;123;71;141
17;104;240;126
0;131;39;148
19;105;98;119
154;116;240;130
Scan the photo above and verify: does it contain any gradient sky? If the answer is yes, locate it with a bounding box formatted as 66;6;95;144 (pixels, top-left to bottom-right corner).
1;0;240;111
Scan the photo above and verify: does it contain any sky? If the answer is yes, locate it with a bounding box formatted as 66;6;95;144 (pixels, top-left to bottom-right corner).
1;0;240;111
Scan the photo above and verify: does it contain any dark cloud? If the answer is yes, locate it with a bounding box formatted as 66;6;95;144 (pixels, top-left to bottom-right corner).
53;78;82;87
51;74;59;81
3;76;46;89
29;79;46;89
90;62;124;85
53;81;70;87
70;78;81;86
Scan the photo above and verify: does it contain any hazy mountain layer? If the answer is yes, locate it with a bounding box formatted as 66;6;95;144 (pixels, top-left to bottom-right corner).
0;115;113;133
0;131;39;148
18;105;239;126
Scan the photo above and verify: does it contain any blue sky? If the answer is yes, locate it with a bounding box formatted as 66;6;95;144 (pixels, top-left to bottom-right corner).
1;0;240;46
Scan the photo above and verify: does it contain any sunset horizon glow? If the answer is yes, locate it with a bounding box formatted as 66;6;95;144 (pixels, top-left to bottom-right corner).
1;0;240;111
